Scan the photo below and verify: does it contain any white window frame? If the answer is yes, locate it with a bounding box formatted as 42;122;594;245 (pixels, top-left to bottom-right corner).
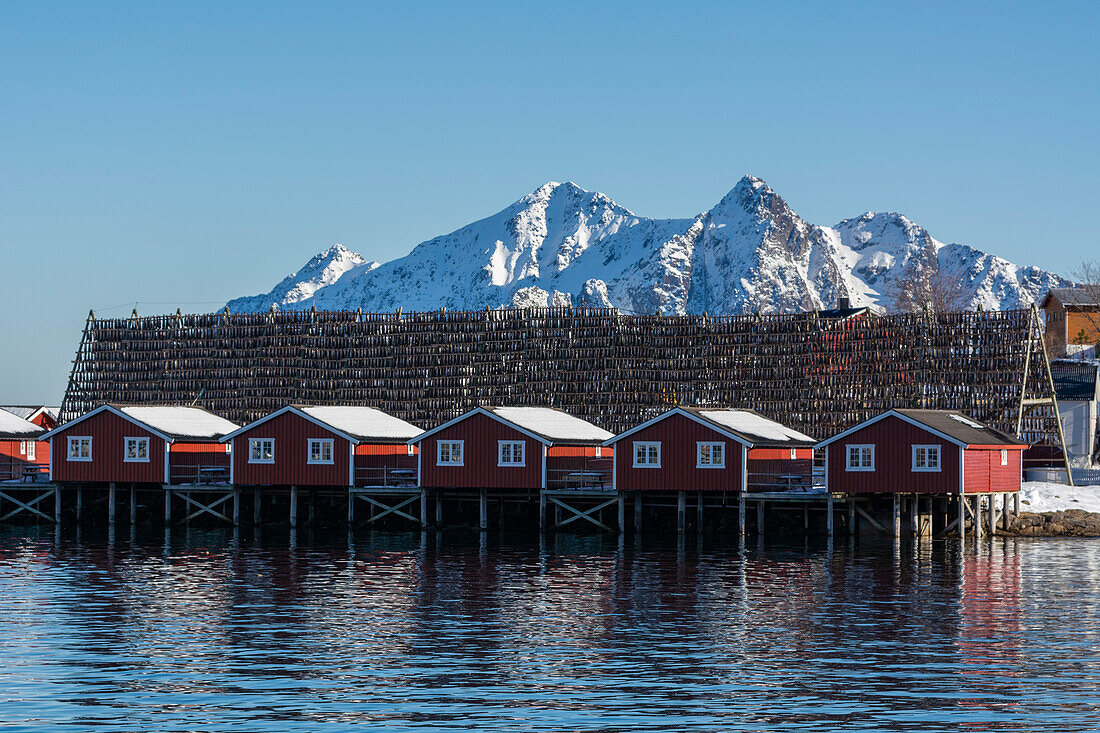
1000;449;1008;466
912;444;941;472
437;440;464;466
67;436;92;462
18;441;26;456
633;441;661;468
696;441;725;469
26;442;35;461
845;444;874;471
249;438;275;464
307;438;334;465
595;446;602;458
790;447;798;460
498;440;526;467
124;437;150;463
225;442;232;454
407;444;415;456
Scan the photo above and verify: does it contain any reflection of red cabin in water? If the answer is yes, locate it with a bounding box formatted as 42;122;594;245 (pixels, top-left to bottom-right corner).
39;405;239;485
221;406;422;487
411;407;614;491
0;410;49;481
604;407;816;493
816;409;1027;495
0;406;59;431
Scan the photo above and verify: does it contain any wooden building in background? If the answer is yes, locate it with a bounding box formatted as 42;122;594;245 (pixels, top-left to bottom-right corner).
0;410;49;482
1041;287;1100;357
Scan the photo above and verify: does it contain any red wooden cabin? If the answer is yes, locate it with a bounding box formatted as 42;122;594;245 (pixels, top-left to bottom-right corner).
221;405;422;487
0;406;59;431
411;407;614;491
39;405;239;485
605;407;816;493
0;410;49;482
815;409;1027;495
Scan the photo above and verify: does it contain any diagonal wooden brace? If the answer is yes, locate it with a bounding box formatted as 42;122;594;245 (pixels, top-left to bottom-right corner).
547;496;617;531
176;490;234;523
854;504;889;534
356;493;420;524
0;488;56;522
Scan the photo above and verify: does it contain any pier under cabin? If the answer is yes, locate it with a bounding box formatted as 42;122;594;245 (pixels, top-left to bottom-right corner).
220;405;422;527
38;405;239;524
410;406;613;530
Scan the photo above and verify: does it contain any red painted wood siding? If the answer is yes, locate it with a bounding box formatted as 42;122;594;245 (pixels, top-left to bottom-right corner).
50;411;166;484
826;415;958;494
417;413;543;490
963;448;1023;494
0;439;50;481
231;412;352;487
613;413;745;492
353;444;417;486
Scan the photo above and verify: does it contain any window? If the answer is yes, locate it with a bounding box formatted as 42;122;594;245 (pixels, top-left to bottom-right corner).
790;448;797;460
595;446;602;458
846;444;874;471
225;443;232;454
697;442;725;468
498;440;525;467
124;437;150;462
438;440;464;466
1001;449;1008;466
18;441;26;455
912;445;941;472
407;444;415;456
249;438;275;464
26;442;35;461
67;436;92;461
308;438;334;464
633;441;661;468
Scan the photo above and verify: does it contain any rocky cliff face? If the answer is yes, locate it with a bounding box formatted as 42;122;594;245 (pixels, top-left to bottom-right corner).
227;176;1068;314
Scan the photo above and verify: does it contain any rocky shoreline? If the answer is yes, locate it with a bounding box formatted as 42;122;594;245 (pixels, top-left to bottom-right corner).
1004;510;1100;537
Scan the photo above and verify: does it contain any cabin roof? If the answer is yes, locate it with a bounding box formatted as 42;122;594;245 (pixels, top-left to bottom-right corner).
605;407;816;448
1041;287;1100;309
0;410;45;440
40;405;239;442
411;406;612;446
816;409;1027;449
220;405;423;444
0;406;58;422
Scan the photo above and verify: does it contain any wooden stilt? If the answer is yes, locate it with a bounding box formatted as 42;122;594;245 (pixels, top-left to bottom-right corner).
847;500;855;535
618;492;625;533
308;490;315;525
1013;492;1020;516
958;495;966;540
677;490;685;534
696;492;704;532
826;494;834;536
756;501;764;535
479;487;487;531
54;486;61;524
130;486;137;524
253;487;262;524
738;492;746;537
803;508;809;530
420;488;428;528
347;488;355;524
908;496;918;536
289;485;298;527
892;494;900;537
436;492;443;525
232;488;240;526
108;483;116;525
973;495;983;538
76;486;83;521
634;493;642;532
164;486;171;524
988;494;997;536
539;491;546;529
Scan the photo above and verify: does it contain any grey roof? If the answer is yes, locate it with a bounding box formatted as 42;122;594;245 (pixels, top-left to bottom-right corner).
892;409;1026;447
0;406;58;421
1051;361;1100;401
1043;287;1100;308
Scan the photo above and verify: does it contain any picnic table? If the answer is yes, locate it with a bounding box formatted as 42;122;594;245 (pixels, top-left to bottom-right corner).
198;466;229;484
21;465;48;482
388;469;418;487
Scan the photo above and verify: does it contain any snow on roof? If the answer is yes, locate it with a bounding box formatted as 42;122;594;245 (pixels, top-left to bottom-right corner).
299;406;422;442
1;406;57;421
0;409;44;439
488;407;613;444
694;409;816;445
118;406;239;440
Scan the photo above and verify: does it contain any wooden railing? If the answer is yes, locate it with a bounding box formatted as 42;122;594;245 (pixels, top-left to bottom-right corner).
354;466;419;488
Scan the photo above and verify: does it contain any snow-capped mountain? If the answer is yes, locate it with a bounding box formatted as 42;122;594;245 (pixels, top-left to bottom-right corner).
226;176;1068;315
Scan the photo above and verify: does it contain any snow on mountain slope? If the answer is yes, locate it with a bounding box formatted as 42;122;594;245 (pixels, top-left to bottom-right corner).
226;177;1069;315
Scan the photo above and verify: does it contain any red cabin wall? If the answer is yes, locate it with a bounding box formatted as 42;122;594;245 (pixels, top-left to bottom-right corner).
417;413;543;490
30;413;57;430
0;439;50;481
826;416;959;494
963;448;1023;494
50;411;166;484
612;413;745;492
231;412;352;487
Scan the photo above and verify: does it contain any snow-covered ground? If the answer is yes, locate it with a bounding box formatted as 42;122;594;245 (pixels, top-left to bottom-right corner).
1019;482;1100;513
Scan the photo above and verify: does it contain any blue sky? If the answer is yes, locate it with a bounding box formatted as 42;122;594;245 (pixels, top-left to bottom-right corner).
2;1;1097;403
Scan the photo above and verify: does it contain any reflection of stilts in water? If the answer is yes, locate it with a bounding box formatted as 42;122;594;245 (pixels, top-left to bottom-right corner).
956;540;1024;683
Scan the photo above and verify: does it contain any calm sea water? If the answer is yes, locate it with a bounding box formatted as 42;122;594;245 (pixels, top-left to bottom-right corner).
1;526;1099;732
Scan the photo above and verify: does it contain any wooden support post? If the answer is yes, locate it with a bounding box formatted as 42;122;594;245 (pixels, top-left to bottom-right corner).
618;492;625;533
289;485;298;528
634;493;642;533
1013;492;1021;517
54;486;61;524
803;508;809;530
539;491;546;529
826;494;834;536
347;489;355;524
892;494;900;538
108;483;116;525
420;488;428;528
308;490;315;525
232;488;240;526
1001;494;1011;531
253;487;262;524
696;492;704;532
677;490;685;534
973;495;983;538
847;500;855;535
958;495;966;540
738;492;746;537
988;494;997;536
130;486;137;525
436;493;443;525
76;486;83;521
164;486;171;524
756;501;764;535
908;496;918;536
479;487;487;531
